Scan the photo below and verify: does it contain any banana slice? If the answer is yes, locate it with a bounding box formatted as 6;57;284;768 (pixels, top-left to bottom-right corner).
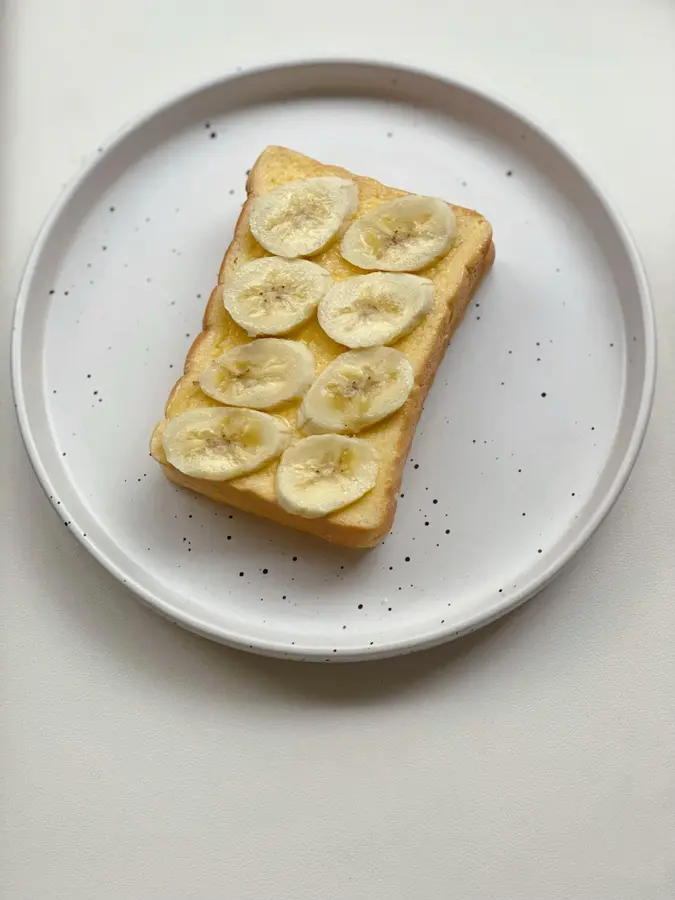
162;407;290;481
199;339;314;409
340;195;456;272
249;177;359;258
276;434;379;518
222;257;332;336
299;347;414;434
318;272;434;348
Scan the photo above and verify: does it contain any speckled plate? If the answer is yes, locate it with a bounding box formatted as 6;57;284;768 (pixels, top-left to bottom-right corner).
12;60;655;661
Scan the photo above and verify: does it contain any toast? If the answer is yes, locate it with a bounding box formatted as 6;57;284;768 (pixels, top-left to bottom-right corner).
150;146;494;547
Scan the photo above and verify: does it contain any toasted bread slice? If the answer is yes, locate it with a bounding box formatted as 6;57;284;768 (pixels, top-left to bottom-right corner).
150;146;494;547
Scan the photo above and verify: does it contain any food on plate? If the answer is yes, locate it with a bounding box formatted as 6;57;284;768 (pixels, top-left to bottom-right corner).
162;407;291;481
150;145;494;547
317;272;435;348
298;347;414;435
340;195;456;272
276;434;379;519
249;176;358;258
199;339;315;409
222;256;332;336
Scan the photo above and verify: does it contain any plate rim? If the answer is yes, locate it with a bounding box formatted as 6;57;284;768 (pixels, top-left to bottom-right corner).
10;57;657;662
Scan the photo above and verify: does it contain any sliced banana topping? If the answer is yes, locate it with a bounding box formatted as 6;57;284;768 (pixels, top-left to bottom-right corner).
318;272;435;348
276;434;379;518
249;176;359;258
222;257;332;336
299;346;414;434
162;407;290;481
340;195;456;272
199;339;315;409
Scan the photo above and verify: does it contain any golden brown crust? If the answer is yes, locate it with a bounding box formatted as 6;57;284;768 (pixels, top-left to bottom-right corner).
150;146;494;547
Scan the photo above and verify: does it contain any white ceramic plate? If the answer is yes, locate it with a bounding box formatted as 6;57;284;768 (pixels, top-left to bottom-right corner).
12;61;655;662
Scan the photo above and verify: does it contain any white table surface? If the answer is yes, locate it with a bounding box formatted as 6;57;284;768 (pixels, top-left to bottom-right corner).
2;1;674;898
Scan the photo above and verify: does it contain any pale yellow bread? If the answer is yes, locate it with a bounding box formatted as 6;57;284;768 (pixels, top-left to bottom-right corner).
150;146;494;547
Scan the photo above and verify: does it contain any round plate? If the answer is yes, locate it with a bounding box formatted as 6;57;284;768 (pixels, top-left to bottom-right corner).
12;60;655;661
